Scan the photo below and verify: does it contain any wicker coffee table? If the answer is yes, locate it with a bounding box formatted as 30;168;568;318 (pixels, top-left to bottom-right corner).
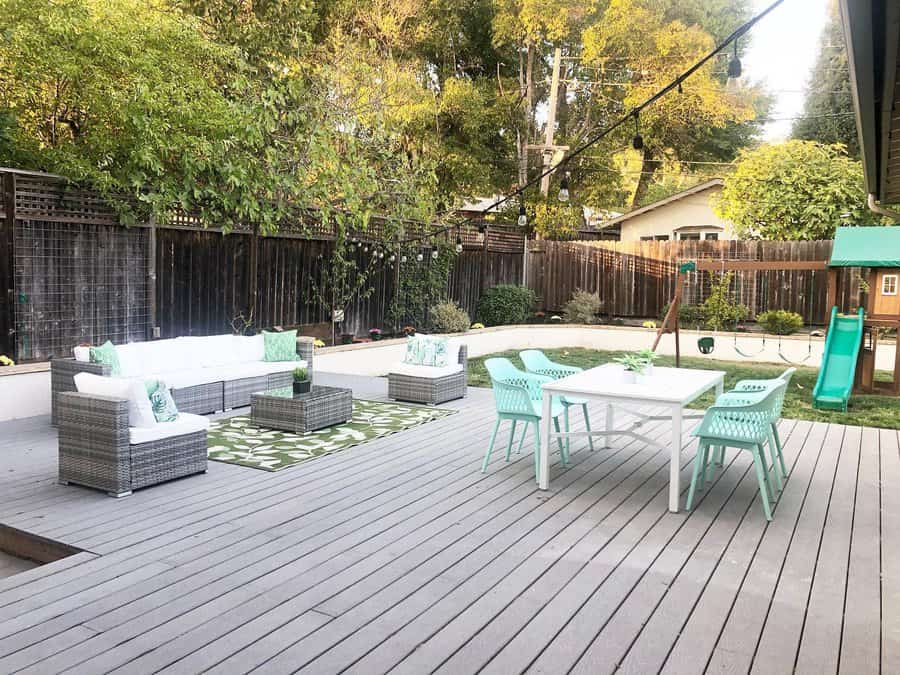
250;385;353;433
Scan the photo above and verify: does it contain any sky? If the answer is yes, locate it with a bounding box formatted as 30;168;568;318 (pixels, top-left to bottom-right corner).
743;0;832;141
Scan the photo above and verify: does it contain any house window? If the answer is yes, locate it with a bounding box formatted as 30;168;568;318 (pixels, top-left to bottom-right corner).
704;232;719;241
640;236;654;241
655;235;670;241
882;274;898;296
678;233;701;241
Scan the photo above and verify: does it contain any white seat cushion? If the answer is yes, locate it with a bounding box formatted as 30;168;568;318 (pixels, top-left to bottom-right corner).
73;372;156;428
129;412;210;445
389;362;464;379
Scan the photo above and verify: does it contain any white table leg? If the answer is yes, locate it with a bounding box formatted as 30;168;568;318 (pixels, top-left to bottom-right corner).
669;404;683;512
604;403;614;448
539;391;552;489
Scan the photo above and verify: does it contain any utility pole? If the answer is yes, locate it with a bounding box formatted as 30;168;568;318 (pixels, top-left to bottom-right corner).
527;47;569;198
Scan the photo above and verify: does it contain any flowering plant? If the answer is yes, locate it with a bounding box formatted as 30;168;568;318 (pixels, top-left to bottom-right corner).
0;355;13;366
313;339;326;348
470;322;485;329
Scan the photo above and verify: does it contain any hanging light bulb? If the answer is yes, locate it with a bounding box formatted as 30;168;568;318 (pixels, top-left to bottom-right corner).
357;240;362;248
378;250;384;259
400;254;407;263
362;245;368;253
431;248;439;260
517;203;528;227
677;80;683;94
455;236;463;254
416;252;424;262
389;253;396;263
558;173;570;203
727;40;742;79
632;112;643;151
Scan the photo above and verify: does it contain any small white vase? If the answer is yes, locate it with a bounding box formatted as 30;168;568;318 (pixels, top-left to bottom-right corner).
622;370;637;384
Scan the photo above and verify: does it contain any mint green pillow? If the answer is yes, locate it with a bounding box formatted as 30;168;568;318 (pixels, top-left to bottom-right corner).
89;340;121;376
403;335;447;367
263;330;299;362
145;380;178;423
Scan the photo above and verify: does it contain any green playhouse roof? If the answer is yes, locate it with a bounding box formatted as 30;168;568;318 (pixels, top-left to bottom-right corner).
829;226;900;267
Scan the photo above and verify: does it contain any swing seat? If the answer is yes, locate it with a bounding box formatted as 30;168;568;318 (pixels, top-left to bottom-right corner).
698;336;715;354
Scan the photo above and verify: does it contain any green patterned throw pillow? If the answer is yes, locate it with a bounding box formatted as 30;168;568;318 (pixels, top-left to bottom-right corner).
145;380;178;423
89;340;121;376
263;330;298;362
403;335;448;367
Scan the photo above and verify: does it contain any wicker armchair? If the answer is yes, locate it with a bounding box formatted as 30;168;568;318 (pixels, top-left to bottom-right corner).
56;391;208;497
388;344;468;405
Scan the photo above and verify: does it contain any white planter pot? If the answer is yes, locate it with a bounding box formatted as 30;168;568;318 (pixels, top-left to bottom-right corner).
622;370;638;384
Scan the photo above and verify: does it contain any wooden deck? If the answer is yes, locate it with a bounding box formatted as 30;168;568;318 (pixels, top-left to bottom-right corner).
0;372;897;674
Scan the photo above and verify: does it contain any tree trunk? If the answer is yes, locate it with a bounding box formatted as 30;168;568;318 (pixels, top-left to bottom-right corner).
631;147;662;208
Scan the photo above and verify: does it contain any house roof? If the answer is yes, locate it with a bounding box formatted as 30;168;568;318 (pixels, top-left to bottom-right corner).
839;0;900;203
599;179;724;228
829;226;900;267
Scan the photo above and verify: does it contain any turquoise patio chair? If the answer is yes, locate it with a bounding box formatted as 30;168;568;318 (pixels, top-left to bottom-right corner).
686;382;786;521
482;358;566;482
519;350;594;455
711;368;795;489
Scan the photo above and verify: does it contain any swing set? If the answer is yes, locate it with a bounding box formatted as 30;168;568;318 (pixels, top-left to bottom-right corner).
652;258;828;367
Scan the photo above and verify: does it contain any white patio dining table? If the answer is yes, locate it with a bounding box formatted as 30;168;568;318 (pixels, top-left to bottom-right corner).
539;363;725;512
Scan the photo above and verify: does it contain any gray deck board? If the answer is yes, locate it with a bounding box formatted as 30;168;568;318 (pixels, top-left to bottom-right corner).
0;373;894;674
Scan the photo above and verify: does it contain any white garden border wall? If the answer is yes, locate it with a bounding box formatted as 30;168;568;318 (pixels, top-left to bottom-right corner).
1;324;894;422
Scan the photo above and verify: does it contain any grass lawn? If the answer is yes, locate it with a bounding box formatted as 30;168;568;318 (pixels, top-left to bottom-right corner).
467;347;900;430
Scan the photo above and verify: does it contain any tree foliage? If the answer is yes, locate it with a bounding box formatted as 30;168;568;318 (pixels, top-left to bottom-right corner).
792;0;858;157
714;141;877;240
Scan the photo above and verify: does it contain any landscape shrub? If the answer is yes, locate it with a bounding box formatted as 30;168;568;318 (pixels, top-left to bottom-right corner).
429;301;471;333
658;302;704;327
563;289;602;324
757;309;804;335
700;272;749;330
475;285;536;326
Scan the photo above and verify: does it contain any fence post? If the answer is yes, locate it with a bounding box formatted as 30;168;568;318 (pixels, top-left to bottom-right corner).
248;224;259;326
147;213;159;339
0;171;16;359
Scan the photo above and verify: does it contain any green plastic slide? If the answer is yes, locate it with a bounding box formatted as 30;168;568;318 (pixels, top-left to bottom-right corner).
812;307;865;412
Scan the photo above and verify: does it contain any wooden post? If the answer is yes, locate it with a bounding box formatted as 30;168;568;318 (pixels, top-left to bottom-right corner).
248;224;259;326
147;214;158;339
893;322;900;394
0;171;16;359
825;267;837;323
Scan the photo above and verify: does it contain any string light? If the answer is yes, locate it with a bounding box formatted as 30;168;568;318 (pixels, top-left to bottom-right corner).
455;237;463;254
431;248;439;260
400;254;407;263
558;172;570;202
632;112;643;151
518;203;528;227
727;39;742;79
416;251;424;262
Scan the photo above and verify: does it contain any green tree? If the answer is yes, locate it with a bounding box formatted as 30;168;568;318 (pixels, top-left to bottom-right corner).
714;140;877;240
792;0;858;157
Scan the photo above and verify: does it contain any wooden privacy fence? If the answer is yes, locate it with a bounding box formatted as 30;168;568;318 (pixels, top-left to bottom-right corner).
527;239;860;325
0;168;525;361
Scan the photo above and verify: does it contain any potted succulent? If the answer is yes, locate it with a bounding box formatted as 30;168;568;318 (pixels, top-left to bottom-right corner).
292;366;311;395
635;348;660;375
613;352;648;384
369;328;383;341
402;325;416;337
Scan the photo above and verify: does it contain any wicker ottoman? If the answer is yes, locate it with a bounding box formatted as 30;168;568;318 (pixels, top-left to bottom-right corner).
250;385;353;433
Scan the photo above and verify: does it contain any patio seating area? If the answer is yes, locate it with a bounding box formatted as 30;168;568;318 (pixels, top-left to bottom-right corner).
0;372;897;674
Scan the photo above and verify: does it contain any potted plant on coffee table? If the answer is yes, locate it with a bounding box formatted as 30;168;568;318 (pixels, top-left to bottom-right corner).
292;366;311;395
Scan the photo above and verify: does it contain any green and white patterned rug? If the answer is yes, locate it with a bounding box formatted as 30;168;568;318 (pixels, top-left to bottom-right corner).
207;399;456;471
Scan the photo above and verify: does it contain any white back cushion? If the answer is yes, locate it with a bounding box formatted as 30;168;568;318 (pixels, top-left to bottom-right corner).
115;343;148;378
446;340;461;366
199;334;240;367
73;346;90;362
235;334;265;362
73;373;156;429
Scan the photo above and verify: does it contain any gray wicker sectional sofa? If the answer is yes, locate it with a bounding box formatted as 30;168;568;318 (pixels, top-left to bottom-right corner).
388;343;468;405
51;334;313;423
52;333;313;496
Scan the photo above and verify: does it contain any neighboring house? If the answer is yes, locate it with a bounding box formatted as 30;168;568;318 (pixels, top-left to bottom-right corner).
599;179;736;242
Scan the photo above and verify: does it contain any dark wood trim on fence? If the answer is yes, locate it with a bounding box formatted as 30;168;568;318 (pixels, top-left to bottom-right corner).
0;172;16;357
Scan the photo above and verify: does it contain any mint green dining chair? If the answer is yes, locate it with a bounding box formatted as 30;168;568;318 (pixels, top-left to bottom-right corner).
686;382;786;520
483;357;565;482
519;350;594;455
712;367;795;489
